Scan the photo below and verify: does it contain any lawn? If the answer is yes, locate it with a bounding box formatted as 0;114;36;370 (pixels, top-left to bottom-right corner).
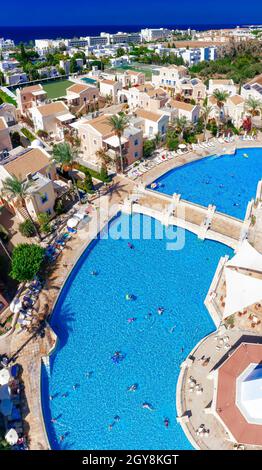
42;79;74;99
0;89;17;106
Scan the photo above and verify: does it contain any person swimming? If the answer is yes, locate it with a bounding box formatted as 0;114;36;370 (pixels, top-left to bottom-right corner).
142;402;155;411
127;317;137;323
169;325;176;333
164;418;169;428
114;415;120;422
157;307;164;315
125;294;134;301
128;383;138;392
127;242;134;249
112;351;125;364
90;270;98;276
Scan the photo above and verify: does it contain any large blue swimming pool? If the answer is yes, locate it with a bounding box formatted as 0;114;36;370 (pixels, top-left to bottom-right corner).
151;147;262;219
41;213;232;450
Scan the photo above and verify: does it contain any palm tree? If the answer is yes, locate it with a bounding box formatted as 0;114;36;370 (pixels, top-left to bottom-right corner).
201;102;212;139
52;142;81;202
1;175;41;241
212;89;230;120
107;114;129;173
246;96;262;117
95;147;112;169
175;116;188;141
154;132;162;148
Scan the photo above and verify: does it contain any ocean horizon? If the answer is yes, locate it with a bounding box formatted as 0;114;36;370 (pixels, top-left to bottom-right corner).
0;23;259;43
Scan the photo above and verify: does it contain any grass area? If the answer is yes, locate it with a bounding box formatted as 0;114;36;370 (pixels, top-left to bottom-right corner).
21;127;35;142
0;89;17;106
112;65;152;80
42;79;74;99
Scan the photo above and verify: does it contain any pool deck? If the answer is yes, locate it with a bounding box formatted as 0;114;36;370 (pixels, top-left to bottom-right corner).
1;139;262;450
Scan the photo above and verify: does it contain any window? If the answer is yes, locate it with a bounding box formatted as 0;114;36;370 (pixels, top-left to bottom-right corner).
161;125;165;134
46;209;51;216
40;193;48;204
83;134;86;139
134;152;139;158
134;139;139;146
93;139;97;145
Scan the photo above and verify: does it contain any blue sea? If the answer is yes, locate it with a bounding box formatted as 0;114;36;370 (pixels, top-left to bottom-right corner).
0;24;254;44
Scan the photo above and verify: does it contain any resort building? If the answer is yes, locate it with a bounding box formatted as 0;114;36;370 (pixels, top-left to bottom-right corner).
132;108;169;140
116;70;145;88
5;71;28;86
208;79;237;96
0;147;57;221
141;28;171;42
72;114;143;169
16;84;47;116
118;84;169;111
152;65;188;90
209;342;262;446
0;117;12;153
66;83;100;114
166;99;200;123
224;95;245;127
99;79;122;104
0;103;17;126
175;78;207;103
241;74;262;102
30;101;75;139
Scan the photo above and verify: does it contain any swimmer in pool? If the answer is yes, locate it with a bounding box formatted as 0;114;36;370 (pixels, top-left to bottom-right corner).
127;317;136;323
128;383;138;392
157;307;164;315
142;402;155;411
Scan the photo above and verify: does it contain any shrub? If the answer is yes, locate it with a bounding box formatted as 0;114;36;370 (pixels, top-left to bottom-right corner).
19;219;36;238
38;212;52;234
100;165;108;181
74;163;111;183
10;131;22;148
10;243;45;282
143;139;156;158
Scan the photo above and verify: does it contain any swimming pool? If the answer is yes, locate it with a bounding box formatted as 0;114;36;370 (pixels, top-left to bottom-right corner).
41;213;232;450
151;148;262;219
81;77;97;85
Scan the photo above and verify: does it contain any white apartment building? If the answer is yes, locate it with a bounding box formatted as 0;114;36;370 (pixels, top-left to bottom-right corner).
0;59;20;72
241;75;262;102
177;46;217;66
152;65;188;89
141;28;171;42
208;79;237;96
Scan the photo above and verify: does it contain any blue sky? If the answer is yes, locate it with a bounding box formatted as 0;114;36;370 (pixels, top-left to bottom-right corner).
1;0;262;26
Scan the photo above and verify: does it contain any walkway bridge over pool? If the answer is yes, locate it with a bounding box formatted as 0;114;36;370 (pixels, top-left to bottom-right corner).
122;186;250;250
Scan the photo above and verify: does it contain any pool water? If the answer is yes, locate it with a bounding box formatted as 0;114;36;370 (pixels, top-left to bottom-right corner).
151;148;262;219
41;213;232;450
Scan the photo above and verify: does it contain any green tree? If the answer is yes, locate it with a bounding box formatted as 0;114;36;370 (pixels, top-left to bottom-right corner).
70;57;78;74
166;130;179;151
52;142;81;202
116;47;126;57
107;114;129;173
246;96;262;116
143;139;156;158
10;243;45;282
212;89;230;119
201;103;213;139
84;171;94;192
174;116;189;141
10;131;22;148
1;175;41;241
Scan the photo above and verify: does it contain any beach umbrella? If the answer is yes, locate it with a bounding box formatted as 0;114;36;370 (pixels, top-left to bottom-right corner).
5;428;18;445
10;297;22;314
0;367;11;385
67;217;79;228
178;144;187;149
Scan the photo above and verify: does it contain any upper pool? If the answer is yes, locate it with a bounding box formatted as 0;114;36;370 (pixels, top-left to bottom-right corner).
81;77;97;85
151;147;262;219
41;213;232;450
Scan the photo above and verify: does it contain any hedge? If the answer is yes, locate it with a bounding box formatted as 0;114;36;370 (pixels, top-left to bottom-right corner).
75;163;111;183
0;90;17;107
